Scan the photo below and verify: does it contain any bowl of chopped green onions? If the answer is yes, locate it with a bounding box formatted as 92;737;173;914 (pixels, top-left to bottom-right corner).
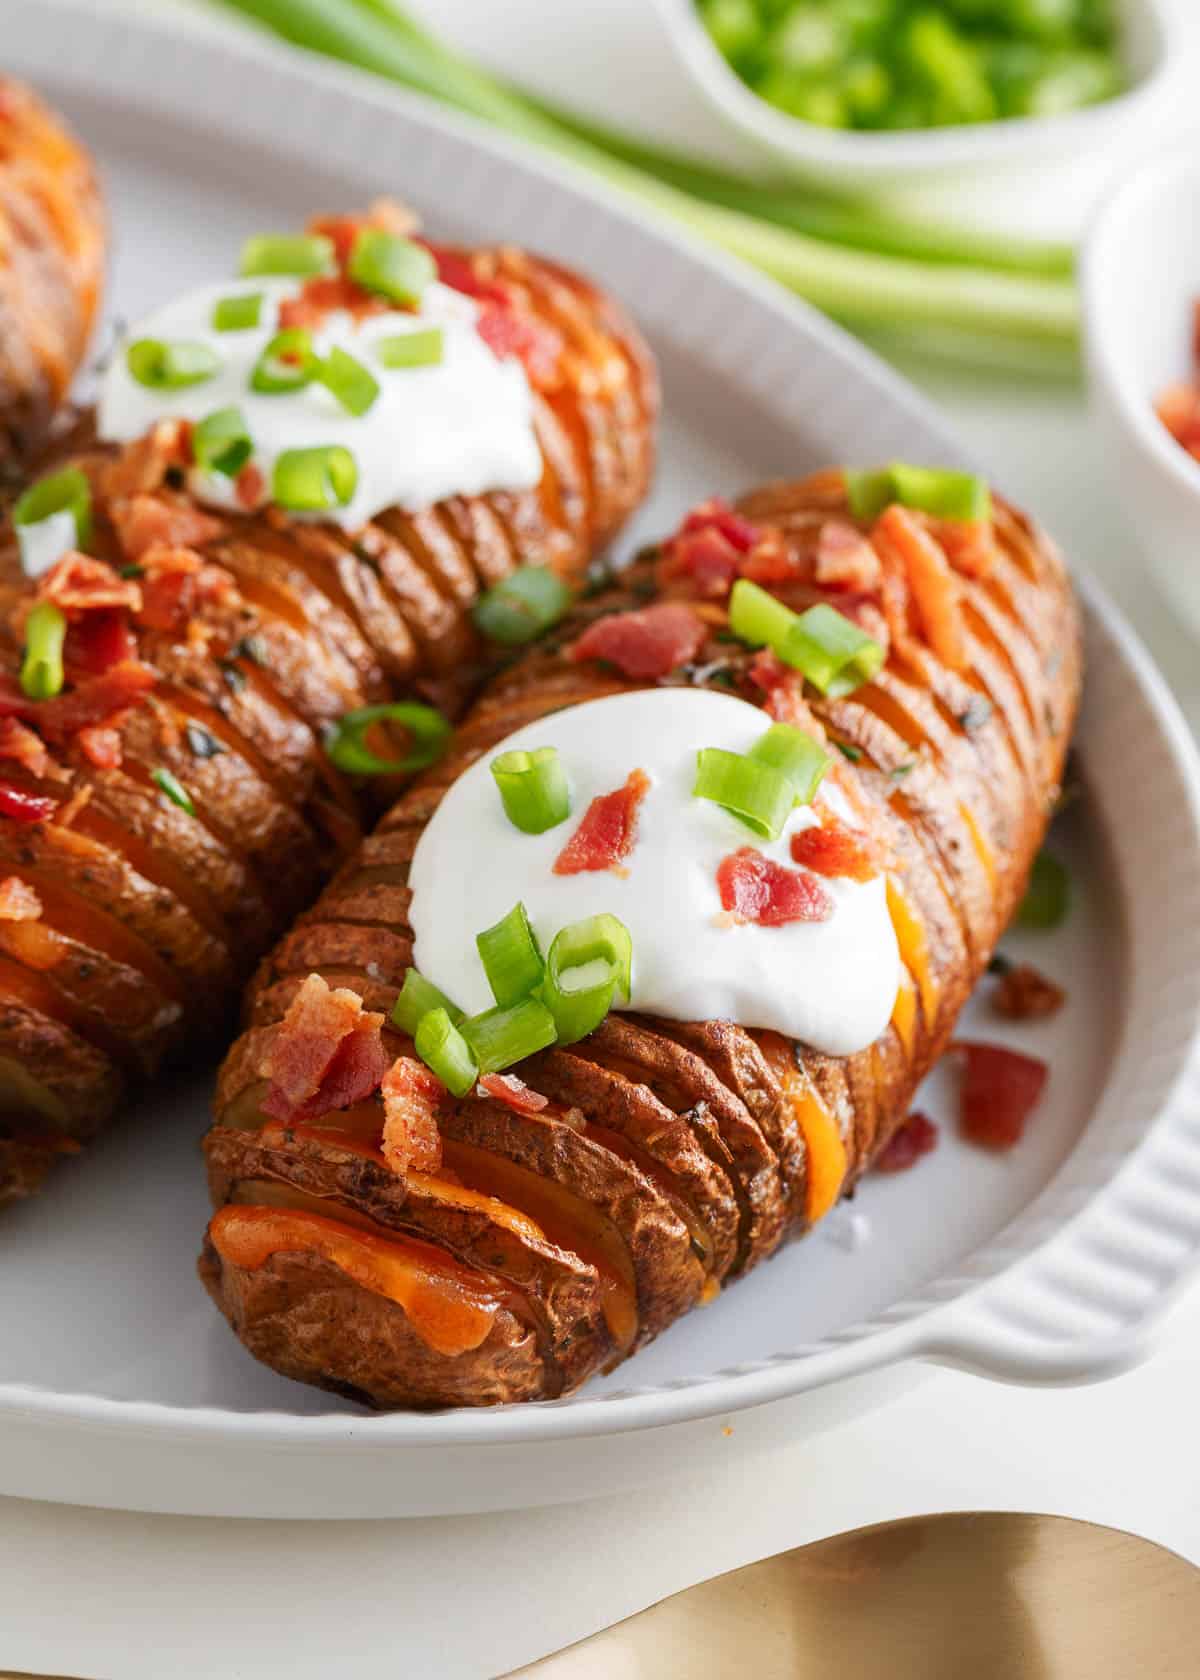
654;0;1175;181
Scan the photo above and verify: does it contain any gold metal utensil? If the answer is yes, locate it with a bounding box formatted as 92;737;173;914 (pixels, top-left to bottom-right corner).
505;1511;1200;1678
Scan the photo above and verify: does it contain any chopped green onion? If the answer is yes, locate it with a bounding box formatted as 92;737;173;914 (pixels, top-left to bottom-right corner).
348;229;435;306
782;603;885;698
541;914;632;1044
1018;849;1070;929
748;723;828;806
126;338;220;390
392;968;464;1037
377;327;445;369
835;741;863;763
845;468;895;522
19;602;66;701
317;345;380;417
490;746;570;834
890;464;991;523
728;578;798;652
476;902;544;1008
211;292;264;332
250;328;319;394
414;1006;478;1097
192;407;253;478
324;701;451;776
152;767;195;816
460;996;557;1075
239;233;334;278
13;466;92;551
272;445;358;513
472;566;571;646
694;747;795;841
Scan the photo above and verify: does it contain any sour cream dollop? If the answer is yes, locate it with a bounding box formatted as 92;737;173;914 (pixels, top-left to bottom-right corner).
408;688;900;1057
97;278;542;528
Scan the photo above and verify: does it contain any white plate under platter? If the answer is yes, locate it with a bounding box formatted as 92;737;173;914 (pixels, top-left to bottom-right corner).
4;0;1200;1521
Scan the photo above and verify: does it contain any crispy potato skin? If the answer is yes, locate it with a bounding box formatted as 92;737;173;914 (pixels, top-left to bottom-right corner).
203;471;1081;1407
0;242;657;1205
0;81;104;474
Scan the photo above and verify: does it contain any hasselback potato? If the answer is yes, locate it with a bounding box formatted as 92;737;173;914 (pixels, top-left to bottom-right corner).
0;222;656;1206
200;467;1081;1408
0;81;103;471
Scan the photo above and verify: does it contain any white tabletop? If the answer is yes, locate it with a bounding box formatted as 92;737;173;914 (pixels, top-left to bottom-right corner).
3;4;1200;1677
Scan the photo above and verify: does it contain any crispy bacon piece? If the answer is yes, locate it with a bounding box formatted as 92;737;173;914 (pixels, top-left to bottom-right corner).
570;602;707;680
874;504;966;672
277;274;385;333
135;545;239;635
32;553;141;618
111;494;223;564
814;519;882;592
476;302;564;389
76;719;126;770
235;461;266;510
554;768;650;876
991;961;1065;1021
716;847;832;927
65;607;138;677
99;422;193;501
746;649;810;726
381;1056;445;1175
954;1040;1048;1151
0;877;42;922
678;498;760;554
790;818;876;882
0;719;49;780
420;241;509;306
0;661;157;743
0;782;56;824
875;1111;938;1174
479;1072;549;1115
664;526;741;597
260;973;390;1125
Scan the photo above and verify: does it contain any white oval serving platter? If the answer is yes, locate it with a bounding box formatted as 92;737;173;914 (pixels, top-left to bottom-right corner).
3;0;1200;1520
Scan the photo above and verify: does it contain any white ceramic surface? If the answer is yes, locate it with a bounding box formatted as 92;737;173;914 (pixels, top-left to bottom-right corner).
1083;149;1200;637
4;0;1200;1520
651;0;1177;186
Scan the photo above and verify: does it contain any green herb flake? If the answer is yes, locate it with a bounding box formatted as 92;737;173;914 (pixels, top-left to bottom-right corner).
152;767;196;816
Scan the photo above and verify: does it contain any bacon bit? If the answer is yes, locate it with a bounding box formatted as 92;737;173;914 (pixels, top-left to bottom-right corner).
260;973;390;1125
874;504;967;672
479;1072;549;1115
716;847;833;927
419;241;509;305
814;520;882;592
110;494;223;564
65;607;138;677
954;1040;1048;1151
76;719;126;770
737;530;803;585
235;460;265;510
381;1056;445;1175
135;545;237;635
678;497;761;554
32;552;141;617
790;818;876;882
0;878;41;922
875;1111;938;1174
935;517;996;580
0;783;56;824
663;526;742;597
99;421;193;500
0;661;157;742
991;961;1065;1022
277;273;384;333
746;648;809;725
310;201;419;269
570;602;707;680
476;302;564;388
0;719;49;780
554;768;650;876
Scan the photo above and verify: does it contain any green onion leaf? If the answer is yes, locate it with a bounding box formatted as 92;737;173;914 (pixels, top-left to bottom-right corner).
377;327;445;369
13;466;92;553
1017;849;1070;929
748;723;829;806
782;603;885;698
890;463;991;522
193;407;253;478
473;566;572;646
126;338;220;390
845;468;895;521
239;233;334;278
460;995;557;1075
317;345;380;417
476;902;544;1008
272;445;358;512
250;327;319;395
19;601;66;701
211;292;264;332
835;741;863;763
694;746;795;840
541;913;633;1044
392;969;464;1037
152;767;195;816
324;701;451;776
490;746;570;834
414;1006;478;1097
348;229;435;306
728;578;797;651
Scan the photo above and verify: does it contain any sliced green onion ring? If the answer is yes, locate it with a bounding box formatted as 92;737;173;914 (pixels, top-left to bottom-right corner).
317;345;380;417
392;969;464;1038
324;701;451;776
377;327;445;369
19;601;66;701
782;603;885;698
460;996;557;1075
472;566;572;646
749;723;829;807
126;338;220;390
211;292;264;332
13;466;92;552
693;746;795;840
152;767;195;816
272;445;358;513
1018;849;1070;930
193;407;253;478
541;913;633;1045
348;230;435;306
546;914;632;1006
890;463;991;523
250;328;319;395
414;1006;478;1098
490;746;570;834
845;467;895;521
728;578;798;652
476;902;544;1008
238;233;334;278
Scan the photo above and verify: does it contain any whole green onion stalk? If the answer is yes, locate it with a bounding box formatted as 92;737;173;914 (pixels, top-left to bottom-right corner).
214;0;1079;363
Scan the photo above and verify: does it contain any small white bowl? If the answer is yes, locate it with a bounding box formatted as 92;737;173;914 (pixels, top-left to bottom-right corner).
1082;149;1200;636
650;0;1177;186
